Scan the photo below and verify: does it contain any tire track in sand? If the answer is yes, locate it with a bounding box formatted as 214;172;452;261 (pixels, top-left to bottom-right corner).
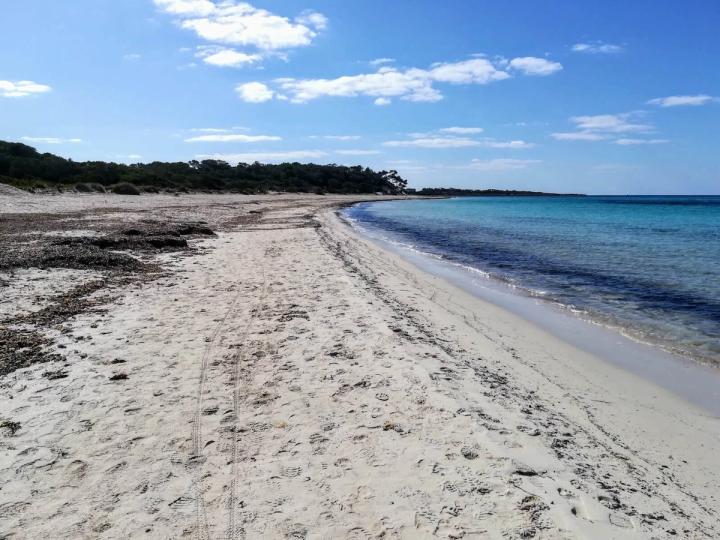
192;286;245;540
226;250;270;540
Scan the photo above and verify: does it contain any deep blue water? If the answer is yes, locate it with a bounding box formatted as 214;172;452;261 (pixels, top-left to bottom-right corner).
345;196;720;365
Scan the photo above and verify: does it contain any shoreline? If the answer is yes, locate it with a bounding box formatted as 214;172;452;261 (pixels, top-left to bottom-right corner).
1;193;718;538
343;198;720;372
340;203;720;415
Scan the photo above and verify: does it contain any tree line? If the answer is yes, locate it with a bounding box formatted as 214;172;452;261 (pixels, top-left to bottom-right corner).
0;140;408;195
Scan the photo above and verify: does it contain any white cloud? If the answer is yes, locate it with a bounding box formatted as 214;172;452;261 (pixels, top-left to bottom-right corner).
310;135;361;140
197;150;327;163
508;57;563;76
383;132;534;149
551;132;609;141
236;81;274;102
191;127;231;133
570;113;651;133
467;158;540;170
335;149;381;155
275;67;443;104
295;11;328;31
572;42;623;54
0;80;52;98
123;53;142;61
614;138;669;145
439;126;484;134
184;133;281;143
196;47;261;67
429;58;510;83
154;0;216;17
21;137;81;144
369;58;395;66
244;55;561;104
374;97;391;106
127;154;143;159
383;136;481;149
552;113;665;143
155;0;326;50
483;140;535;149
647;95;716;107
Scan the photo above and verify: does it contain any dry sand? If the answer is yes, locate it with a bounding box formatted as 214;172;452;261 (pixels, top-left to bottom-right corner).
0;192;718;539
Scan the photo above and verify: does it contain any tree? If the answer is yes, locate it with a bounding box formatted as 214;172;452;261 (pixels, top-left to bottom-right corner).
382;170;407;193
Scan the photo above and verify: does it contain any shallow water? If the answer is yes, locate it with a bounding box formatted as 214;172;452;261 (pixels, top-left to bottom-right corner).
345;196;720;366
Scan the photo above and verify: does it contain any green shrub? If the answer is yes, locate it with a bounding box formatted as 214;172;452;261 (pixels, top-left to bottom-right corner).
111;182;141;195
74;183;94;193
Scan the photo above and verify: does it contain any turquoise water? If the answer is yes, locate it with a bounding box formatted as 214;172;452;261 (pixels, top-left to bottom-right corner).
345;196;720;366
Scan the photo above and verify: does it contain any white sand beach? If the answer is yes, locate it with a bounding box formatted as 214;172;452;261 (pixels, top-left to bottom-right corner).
1;193;718;539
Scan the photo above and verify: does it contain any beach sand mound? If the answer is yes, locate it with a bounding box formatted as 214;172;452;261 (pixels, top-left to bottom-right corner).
0;183;25;196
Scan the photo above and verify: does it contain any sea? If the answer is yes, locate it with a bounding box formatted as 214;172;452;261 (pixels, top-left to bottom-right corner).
344;196;720;369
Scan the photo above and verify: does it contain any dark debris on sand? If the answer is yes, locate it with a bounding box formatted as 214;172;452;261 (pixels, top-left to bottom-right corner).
0;219;217;272
1;243;148;272
0;326;63;377
8;280;114;327
0;211;217;376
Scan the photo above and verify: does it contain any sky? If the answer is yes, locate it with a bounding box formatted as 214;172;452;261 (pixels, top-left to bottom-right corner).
1;0;719;194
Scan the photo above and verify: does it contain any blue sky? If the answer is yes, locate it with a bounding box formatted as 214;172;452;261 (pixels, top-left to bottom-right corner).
2;0;719;194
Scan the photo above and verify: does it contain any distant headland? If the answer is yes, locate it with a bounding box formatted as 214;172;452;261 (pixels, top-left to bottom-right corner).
406;187;586;197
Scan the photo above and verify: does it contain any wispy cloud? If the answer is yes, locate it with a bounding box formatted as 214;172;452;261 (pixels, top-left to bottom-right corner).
467;158;541;171
195;46;261;68
21;136;81;144
197;150;327;163
190;127;244;133
383;131;534;149
551;132;609;141
0;80;52;98
593;163;642;171
383;136;481;149
184;133;281;143
571;114;652;133
439;127;484;134
369;58;395;66
614;138;669;145
334;149;381;155
114;154;143;162
572;41;623;54
310;135;361;140
123;53;142;61
237;55;562;104
647;94;717;107
552;113;654;142
484;140;536;149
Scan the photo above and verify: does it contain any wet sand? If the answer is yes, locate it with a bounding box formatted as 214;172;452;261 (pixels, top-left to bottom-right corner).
1;192;718;538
